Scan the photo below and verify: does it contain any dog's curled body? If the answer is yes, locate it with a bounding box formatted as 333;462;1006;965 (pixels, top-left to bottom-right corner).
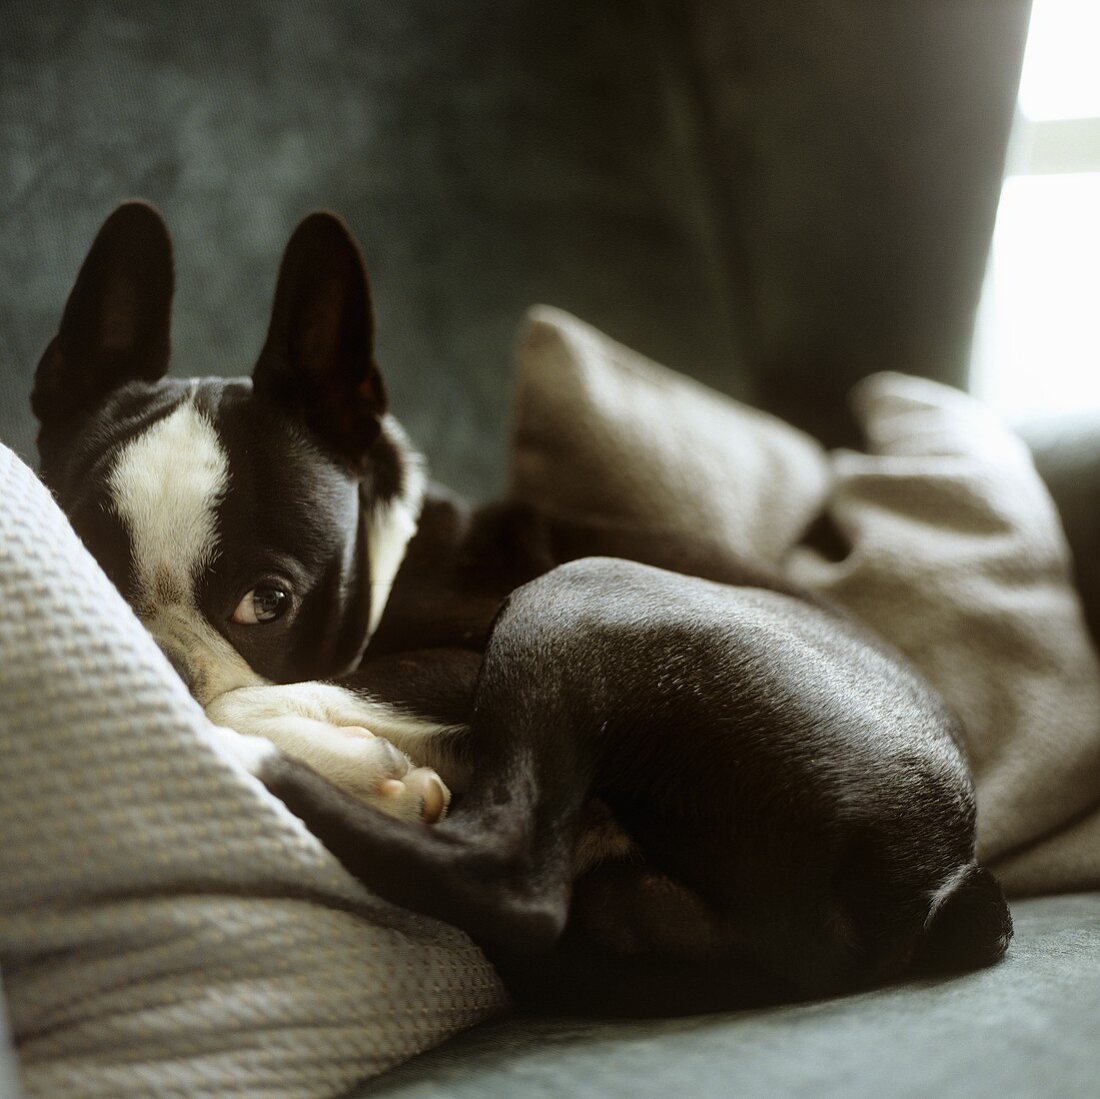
266;516;1010;1015
478;558;1003;1009
33;201;1012;1016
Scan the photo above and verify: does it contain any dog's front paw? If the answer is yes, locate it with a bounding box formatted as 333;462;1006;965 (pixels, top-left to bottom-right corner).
205;686;451;823
327;729;451;823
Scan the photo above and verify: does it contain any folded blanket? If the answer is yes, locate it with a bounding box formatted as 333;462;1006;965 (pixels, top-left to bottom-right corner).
510;306;1100;895
0;444;506;1099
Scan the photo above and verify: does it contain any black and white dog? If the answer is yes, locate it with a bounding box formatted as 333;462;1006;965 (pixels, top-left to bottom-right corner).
32;202;1011;1014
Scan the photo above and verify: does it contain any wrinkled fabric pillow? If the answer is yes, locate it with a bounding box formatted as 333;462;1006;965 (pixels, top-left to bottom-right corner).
509;305;831;566
510;309;1100;896
787;373;1100;890
0;444;505;1099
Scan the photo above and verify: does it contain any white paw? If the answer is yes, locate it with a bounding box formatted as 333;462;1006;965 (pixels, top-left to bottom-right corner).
205;687;452;823
324;728;451;823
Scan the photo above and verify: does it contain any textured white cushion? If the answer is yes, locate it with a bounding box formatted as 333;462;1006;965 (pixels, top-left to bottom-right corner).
0;444;505;1099
510;309;1100;896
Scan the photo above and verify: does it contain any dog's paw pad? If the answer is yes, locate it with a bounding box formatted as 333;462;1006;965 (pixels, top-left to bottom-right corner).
335;737;449;823
405;767;450;823
375;766;450;823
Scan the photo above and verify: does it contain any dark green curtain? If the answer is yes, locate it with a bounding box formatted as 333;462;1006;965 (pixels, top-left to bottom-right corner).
0;0;1030;495
678;1;1031;445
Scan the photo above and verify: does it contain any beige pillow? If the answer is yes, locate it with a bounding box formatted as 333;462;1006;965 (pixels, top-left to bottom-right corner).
509;310;1100;896
509;305;831;566
788;373;1100;887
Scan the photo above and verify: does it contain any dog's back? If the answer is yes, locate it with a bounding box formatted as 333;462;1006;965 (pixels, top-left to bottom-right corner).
464;557;1011;1012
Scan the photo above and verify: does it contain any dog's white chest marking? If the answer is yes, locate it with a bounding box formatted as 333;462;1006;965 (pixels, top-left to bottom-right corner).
365;415;426;636
109;398;229;611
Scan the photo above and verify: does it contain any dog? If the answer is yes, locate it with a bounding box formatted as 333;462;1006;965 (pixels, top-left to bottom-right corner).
32;202;1012;1015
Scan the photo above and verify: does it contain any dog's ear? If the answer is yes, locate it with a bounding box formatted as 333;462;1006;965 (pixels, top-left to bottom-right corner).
253;211;386;471
33;201;174;430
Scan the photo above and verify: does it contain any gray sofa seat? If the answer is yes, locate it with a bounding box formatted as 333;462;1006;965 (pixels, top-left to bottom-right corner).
353;894;1100;1098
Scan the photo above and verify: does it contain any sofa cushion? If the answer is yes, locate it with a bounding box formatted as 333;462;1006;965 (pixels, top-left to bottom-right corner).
353;893;1100;1099
510;305;831;566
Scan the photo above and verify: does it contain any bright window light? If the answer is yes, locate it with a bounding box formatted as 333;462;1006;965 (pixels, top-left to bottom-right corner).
970;0;1100;424
971;174;1100;422
1018;0;1100;121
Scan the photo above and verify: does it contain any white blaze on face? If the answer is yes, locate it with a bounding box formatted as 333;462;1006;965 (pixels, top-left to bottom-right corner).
108;397;261;705
109;399;229;611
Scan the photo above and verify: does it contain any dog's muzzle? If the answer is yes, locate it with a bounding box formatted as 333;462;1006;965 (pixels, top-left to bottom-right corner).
144;604;265;707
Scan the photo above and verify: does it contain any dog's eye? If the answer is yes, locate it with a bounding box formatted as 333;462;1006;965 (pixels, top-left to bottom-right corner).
232;584;290;626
